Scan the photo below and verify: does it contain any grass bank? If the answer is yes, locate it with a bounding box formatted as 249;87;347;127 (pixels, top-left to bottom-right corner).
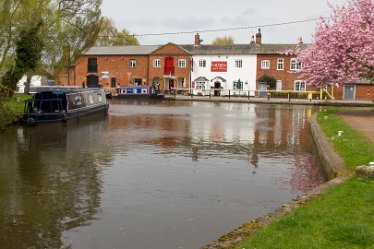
235;109;374;249
0;93;29;129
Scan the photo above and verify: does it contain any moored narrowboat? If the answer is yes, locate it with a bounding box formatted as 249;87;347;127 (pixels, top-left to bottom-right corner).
113;86;164;99
23;87;109;125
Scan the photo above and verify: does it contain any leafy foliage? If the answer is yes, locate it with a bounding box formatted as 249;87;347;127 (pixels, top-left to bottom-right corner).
1;21;44;94
0;0;105;84
297;0;374;87
258;74;276;89
95;17;139;46
212;35;234;45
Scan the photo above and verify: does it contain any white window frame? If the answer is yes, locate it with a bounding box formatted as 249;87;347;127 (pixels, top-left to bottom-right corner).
290;58;302;70
153;59;161;68
195;81;206;90
233;80;243;90
294;80;306;92
235;59;243;68
129;59;136;68
178;59;186;68
261;60;270;69
277;58;284;70
199;59;206;68
276;80;282;91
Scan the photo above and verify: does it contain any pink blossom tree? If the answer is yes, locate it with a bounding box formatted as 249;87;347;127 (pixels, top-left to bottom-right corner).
297;0;374;88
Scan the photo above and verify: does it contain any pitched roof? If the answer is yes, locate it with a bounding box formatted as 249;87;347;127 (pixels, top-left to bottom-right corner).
211;76;226;82
83;43;308;56
194;76;209;82
181;44;307;55
84;45;161;55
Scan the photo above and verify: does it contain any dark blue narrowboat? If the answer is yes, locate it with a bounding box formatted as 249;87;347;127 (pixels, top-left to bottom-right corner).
23;87;109;125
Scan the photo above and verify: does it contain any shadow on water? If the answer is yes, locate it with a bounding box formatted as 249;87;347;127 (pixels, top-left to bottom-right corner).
0;115;108;249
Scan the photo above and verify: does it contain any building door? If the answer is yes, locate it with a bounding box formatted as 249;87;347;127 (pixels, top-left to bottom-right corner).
259;83;267;97
214;81;221;96
87;75;99;88
169;79;174;91
344;84;355;100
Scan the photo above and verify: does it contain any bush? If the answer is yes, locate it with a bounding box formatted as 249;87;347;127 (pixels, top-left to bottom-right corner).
0;93;29;129
0;104;19;130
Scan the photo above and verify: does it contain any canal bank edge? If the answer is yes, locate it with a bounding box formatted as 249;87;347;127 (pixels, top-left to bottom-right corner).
201;114;351;249
171;95;374;107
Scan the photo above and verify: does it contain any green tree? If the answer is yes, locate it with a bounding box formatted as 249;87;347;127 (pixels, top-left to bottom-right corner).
95;17;139;46
2;21;44;95
45;0;103;82
0;0;23;73
212;35;234;45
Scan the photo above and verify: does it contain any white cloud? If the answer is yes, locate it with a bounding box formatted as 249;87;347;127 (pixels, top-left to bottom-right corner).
101;0;350;45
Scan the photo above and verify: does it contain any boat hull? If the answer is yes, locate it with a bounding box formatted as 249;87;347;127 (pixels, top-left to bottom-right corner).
23;104;109;125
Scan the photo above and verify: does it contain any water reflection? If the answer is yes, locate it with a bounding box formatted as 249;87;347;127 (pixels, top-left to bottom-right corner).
0;117;107;249
0;100;325;249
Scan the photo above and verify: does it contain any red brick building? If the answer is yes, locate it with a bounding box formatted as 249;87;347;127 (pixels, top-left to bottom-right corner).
70;43;191;94
148;43;191;92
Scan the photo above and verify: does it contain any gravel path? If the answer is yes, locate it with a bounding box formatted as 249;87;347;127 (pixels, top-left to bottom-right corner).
339;109;374;143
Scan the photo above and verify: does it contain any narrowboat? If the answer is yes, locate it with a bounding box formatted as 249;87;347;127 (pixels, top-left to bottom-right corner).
113;86;164;99
23;87;109;125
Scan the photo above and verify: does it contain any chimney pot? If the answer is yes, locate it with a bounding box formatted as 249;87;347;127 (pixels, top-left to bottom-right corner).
250;35;255;44
255;29;262;44
298;36;303;45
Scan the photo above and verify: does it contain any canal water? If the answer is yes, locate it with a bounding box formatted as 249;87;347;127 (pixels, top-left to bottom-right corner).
0;100;325;249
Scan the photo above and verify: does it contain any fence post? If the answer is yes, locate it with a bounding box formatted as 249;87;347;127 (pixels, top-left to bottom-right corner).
229;90;231;99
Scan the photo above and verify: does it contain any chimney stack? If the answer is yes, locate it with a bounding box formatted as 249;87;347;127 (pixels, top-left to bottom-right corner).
250;35;255;44
298;36;303;45
255;28;262;44
194;33;201;46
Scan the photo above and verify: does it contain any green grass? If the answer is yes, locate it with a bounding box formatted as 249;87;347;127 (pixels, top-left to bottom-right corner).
317;109;374;169
2;93;30;113
236;178;374;249
0;93;30;129
236;109;374;249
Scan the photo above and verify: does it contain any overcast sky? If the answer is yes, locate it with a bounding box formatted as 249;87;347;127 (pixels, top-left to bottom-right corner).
101;0;350;45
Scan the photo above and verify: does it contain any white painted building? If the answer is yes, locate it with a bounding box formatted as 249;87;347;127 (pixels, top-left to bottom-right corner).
190;53;257;96
182;35;258;96
16;75;44;93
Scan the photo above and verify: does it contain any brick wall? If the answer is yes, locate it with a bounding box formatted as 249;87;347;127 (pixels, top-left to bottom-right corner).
71;43;192;93
149;43;191;91
256;54;316;92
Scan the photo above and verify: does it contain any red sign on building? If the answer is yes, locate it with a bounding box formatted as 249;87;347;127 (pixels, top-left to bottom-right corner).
211;61;227;72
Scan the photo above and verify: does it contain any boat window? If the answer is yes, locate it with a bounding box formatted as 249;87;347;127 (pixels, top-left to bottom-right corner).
88;94;94;104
